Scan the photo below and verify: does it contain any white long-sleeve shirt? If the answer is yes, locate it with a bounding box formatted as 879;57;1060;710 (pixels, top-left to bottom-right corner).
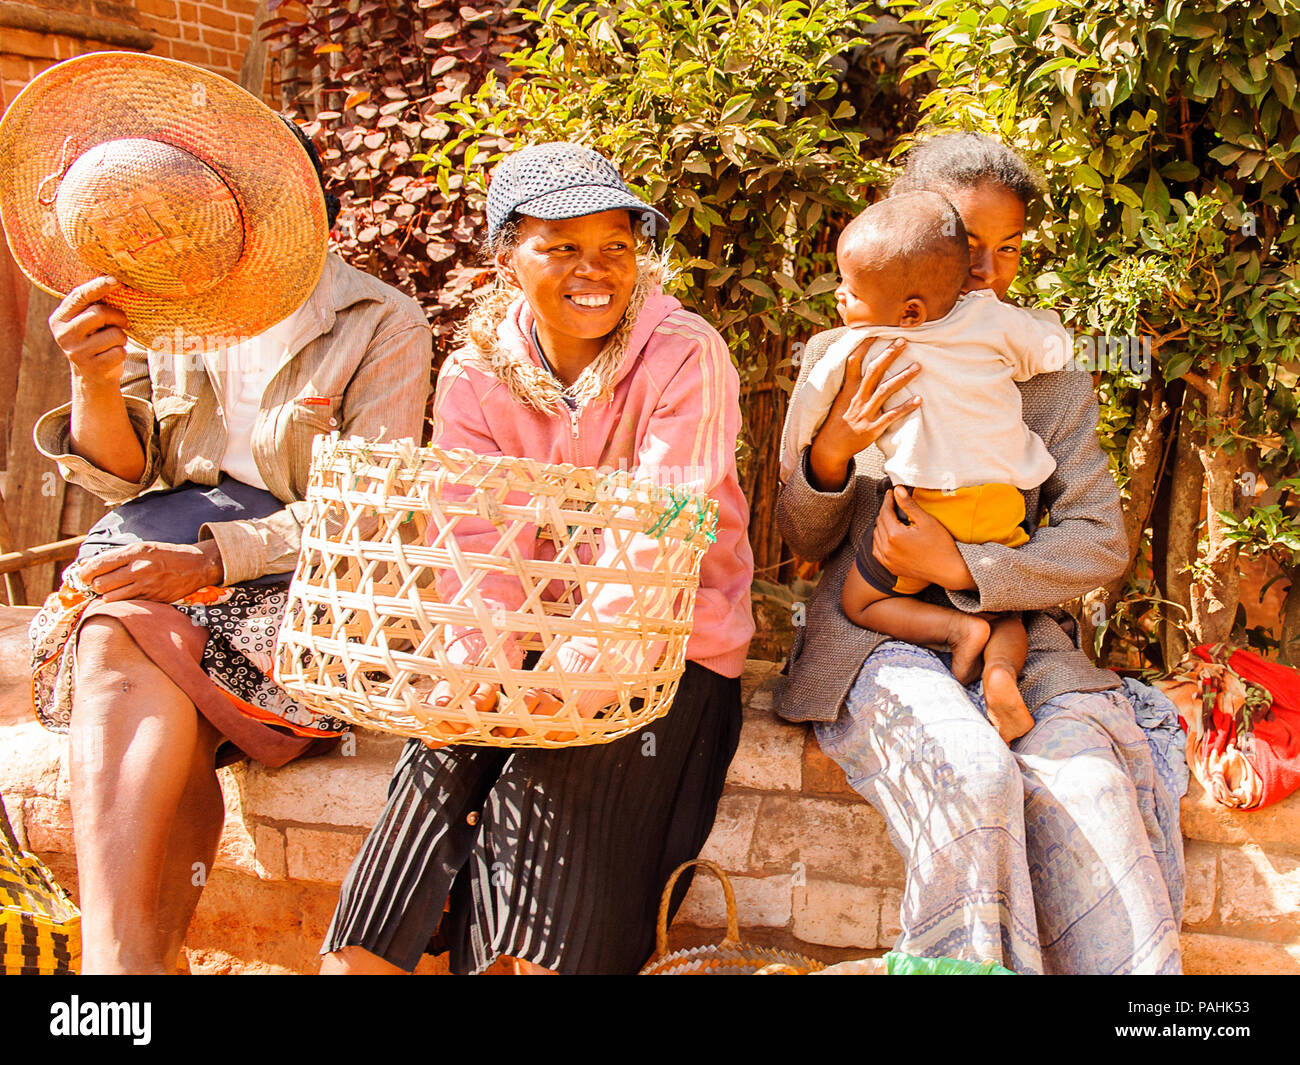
779;290;1071;491
203;305;315;490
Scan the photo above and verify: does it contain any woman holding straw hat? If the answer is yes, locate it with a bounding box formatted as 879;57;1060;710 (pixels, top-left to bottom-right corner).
321;142;756;975
0;53;433;974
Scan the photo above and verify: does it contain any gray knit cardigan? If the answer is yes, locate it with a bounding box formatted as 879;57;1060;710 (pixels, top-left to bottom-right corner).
772;326;1128;724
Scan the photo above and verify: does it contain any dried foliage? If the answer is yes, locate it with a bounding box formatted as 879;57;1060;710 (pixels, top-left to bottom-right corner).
262;0;534;353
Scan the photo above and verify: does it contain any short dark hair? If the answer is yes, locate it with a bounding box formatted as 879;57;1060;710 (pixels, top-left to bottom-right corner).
890;132;1043;207
840;191;969;317
279;114;341;229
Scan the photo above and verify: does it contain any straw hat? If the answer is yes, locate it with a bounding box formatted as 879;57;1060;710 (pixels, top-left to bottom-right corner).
0;52;328;350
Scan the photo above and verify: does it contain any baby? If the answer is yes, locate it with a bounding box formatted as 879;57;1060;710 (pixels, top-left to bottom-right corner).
780;192;1072;742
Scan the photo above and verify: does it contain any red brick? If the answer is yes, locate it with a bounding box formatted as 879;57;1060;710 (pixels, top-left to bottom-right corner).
137;0;179;17
199;5;239;31
178;2;200;23
167;40;211;65
284;827;366;884
802;730;859;799
200;27;238;52
0;27;59;60
1;55;30;86
23;796;74;854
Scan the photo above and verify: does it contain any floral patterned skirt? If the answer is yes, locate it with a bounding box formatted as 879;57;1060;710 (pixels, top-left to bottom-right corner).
28;478;346;766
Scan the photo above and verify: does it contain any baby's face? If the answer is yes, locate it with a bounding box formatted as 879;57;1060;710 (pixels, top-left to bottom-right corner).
835;260;904;328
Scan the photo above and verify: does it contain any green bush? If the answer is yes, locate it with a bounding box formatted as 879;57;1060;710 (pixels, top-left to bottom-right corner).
895;0;1300;667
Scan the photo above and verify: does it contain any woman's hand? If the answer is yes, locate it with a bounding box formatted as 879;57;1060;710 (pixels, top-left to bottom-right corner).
807;337;921;492
522;687;579;743
420;679;497;749
49;276;130;390
77;541;224;603
871;487;976;592
51;276;148;484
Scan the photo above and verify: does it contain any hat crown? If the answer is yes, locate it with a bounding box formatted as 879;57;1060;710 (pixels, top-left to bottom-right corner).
486;142;663;244
495;142;622;196
54;137;244;298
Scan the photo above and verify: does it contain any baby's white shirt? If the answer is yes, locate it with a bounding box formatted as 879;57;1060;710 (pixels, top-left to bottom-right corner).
778;290;1071;490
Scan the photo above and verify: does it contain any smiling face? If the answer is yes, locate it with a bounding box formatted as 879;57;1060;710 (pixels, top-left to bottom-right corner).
496;210;638;373
938;181;1026;299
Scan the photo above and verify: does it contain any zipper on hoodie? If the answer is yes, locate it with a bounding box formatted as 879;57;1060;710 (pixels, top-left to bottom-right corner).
565;401;581;464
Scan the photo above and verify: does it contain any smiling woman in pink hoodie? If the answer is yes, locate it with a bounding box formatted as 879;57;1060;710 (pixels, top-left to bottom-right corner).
320;143;756;975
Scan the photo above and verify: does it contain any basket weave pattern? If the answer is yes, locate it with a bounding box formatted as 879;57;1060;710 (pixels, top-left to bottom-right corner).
1;797;80;975
0;52;327;348
275;437;718;748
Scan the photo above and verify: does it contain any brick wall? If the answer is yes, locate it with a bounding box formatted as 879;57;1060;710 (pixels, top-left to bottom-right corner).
1;0;267;133
134;0;263;83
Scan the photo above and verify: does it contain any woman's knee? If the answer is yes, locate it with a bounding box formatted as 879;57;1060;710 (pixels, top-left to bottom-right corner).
853;643;1021;809
941;742;1022;817
74;616;144;684
71;616;198;735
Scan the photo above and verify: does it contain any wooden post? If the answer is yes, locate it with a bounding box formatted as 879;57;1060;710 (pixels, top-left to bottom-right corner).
6;288;70;600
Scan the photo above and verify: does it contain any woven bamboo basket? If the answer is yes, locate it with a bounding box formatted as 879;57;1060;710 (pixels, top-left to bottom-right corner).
275;436;718;748
1;796;80;975
639;860;826;975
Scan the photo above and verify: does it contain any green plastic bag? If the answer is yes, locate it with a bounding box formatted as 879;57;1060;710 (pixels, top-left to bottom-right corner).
884;951;1015;975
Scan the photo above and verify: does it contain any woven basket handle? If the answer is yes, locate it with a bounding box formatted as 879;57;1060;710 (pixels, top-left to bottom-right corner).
0;794;20;854
654;858;740;958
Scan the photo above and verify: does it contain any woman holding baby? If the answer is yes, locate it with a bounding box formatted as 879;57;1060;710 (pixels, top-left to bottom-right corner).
776;133;1184;974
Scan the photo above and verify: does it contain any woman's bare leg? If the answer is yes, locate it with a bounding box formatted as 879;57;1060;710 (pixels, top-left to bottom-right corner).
154;714;225;972
71;616;217;974
319;945;410;974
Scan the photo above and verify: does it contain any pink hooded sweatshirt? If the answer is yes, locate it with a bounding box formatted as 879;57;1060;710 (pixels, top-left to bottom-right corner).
429;288;755;710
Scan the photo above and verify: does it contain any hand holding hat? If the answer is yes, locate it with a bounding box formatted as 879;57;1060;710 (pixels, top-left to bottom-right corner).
0;52;330;350
48;275;130;390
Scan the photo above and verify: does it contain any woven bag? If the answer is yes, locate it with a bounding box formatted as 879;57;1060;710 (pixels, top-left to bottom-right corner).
275;437;718;748
0;796;80;975
640;860;826;975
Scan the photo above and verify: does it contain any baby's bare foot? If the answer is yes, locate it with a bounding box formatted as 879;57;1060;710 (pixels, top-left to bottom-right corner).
946;613;991;686
983;662;1035;744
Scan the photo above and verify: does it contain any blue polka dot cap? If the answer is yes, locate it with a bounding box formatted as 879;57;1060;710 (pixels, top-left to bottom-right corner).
486;142;670;245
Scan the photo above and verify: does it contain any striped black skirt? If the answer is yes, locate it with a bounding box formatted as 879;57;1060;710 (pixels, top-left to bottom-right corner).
321;661;742;974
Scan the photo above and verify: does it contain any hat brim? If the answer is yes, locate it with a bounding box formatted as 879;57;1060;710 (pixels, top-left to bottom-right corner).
514;185;671;241
0;52;328;348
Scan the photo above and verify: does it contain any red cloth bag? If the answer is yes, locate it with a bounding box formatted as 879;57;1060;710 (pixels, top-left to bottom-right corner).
1193;646;1300;809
